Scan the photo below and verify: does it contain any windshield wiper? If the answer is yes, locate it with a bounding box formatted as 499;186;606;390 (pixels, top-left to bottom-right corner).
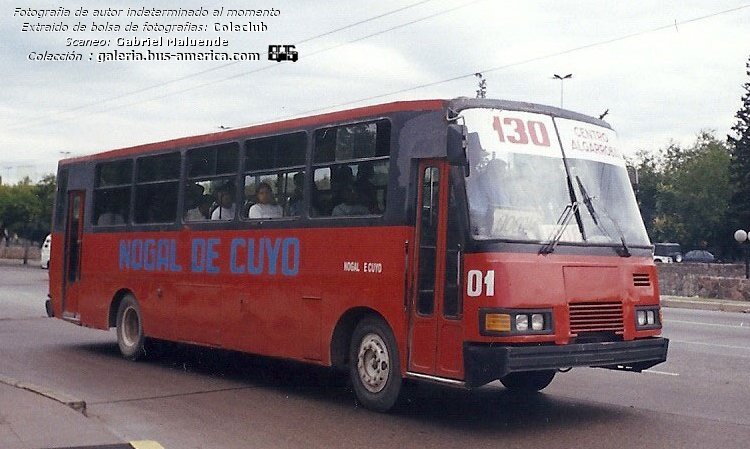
575;175;599;226
540;202;579;255
575;175;631;257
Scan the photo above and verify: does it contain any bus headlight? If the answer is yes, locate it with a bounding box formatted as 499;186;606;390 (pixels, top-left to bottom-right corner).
480;309;553;336
515;314;529;332
531;313;545;331
635;306;661;329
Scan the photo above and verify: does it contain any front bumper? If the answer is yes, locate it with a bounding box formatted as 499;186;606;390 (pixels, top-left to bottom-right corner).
464;337;669;387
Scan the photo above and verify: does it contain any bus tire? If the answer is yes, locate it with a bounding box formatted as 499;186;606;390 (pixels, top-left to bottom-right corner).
116;294;147;361
349;317;402;412
500;370;556;392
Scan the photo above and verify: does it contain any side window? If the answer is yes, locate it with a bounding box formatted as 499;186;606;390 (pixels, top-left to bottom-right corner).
134;152;181;224
185;142;239;221
243;132;306;219
443;169;462;318
92;160;132;226
312;120;390;217
417;166;440;315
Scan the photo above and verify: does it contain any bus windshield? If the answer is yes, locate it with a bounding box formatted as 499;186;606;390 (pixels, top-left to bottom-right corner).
462;108;650;247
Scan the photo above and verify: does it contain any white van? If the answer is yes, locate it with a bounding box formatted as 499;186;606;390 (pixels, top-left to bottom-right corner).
40;234;51;269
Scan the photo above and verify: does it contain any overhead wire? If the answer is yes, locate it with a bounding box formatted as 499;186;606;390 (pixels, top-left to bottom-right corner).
266;3;750;122
56;0;485;124
4;0;439;131
7;2;749;133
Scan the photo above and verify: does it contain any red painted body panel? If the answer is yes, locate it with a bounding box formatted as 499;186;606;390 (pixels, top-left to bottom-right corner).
50;226;412;368
461;252;662;346
49;225;663;380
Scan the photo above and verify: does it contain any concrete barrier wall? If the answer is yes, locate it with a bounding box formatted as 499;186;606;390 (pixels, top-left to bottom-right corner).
657;263;750;301
0;246;41;260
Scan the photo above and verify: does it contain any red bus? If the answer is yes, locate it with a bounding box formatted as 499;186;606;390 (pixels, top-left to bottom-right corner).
47;98;668;411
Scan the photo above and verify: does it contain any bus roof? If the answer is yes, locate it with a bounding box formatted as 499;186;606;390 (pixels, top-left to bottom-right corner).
59;99;446;166
59;97;611;166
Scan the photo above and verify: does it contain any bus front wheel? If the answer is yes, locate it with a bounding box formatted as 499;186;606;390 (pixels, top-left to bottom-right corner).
349;317;402;412
500;370;556;392
116;294;147;361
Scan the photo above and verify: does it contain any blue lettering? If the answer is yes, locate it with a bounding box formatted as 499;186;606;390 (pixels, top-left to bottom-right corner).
143;239;156;272
130;239;143;270
247;239;263;275
119;240;130;270
156;240;169;271
264;238;281;275
117;236;297;276
206;238;220;273
169;240;182;272
230;238;245;274
191;238;205;272
281;238;300;276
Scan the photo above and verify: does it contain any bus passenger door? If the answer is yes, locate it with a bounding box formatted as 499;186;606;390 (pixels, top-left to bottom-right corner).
62;190;85;319
408;160;464;379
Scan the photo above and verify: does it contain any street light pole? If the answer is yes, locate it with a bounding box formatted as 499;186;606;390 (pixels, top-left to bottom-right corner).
734;229;749;279
553;73;572;108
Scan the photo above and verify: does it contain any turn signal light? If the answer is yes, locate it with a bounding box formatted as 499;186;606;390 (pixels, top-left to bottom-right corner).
485;313;511;332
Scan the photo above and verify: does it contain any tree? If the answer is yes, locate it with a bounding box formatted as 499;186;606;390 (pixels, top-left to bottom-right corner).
0;175;56;243
728;54;750;233
630;149;661;238
632;132;732;257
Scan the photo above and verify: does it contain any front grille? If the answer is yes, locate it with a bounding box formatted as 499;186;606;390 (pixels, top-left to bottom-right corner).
633;273;651;287
569;302;624;335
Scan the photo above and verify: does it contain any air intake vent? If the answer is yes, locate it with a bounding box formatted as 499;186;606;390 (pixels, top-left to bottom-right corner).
633;273;651;287
569;302;624;335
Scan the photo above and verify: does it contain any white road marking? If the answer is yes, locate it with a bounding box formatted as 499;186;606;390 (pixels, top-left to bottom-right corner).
644;370;680;376
670;339;750;351
668;319;750;330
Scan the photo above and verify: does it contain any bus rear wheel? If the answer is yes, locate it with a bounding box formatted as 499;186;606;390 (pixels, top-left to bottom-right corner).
500;370;556;392
349;317;402;412
116;294;147;361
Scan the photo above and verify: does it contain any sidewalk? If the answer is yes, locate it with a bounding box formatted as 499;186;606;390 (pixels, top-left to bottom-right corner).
0;377;119;449
661;295;750;313
0;375;164;449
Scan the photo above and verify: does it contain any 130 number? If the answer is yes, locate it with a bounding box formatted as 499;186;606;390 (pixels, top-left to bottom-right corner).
493;116;551;147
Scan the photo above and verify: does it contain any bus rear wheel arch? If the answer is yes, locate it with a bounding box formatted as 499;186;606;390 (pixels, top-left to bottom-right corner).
348;316;402;412
116;293;147;361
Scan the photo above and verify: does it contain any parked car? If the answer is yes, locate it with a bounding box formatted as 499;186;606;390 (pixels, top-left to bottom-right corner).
653;242;682;263
682;249;715;263
40;234;51;269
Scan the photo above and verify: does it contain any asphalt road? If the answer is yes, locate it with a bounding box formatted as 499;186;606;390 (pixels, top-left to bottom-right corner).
1;262;750;448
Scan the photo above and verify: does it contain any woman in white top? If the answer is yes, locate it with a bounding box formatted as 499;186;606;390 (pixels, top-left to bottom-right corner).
248;182;283;219
211;188;236;220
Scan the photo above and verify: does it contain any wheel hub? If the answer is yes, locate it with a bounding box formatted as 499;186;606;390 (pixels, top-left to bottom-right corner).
121;306;140;348
357;333;390;393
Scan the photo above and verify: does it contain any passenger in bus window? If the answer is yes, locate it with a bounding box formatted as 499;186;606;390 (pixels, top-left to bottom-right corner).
331;165;354;208
211;184;236;220
332;184;369;216
97;206;125;226
97;192;125;225
354;162;379;213
185;183;205;209
287;172;305;216
248;182;283;219
185;194;213;221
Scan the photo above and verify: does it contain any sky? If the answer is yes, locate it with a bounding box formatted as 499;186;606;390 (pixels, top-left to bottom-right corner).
1;0;749;184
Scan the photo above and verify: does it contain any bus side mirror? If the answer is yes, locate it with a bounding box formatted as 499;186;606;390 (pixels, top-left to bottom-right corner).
447;124;469;176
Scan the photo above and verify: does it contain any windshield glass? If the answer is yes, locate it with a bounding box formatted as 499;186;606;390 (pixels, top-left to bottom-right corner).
462;108;650;247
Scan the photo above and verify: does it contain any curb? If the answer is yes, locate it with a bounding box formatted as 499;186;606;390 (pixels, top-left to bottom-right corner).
40;443;165;449
661;296;750;313
0;374;86;415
